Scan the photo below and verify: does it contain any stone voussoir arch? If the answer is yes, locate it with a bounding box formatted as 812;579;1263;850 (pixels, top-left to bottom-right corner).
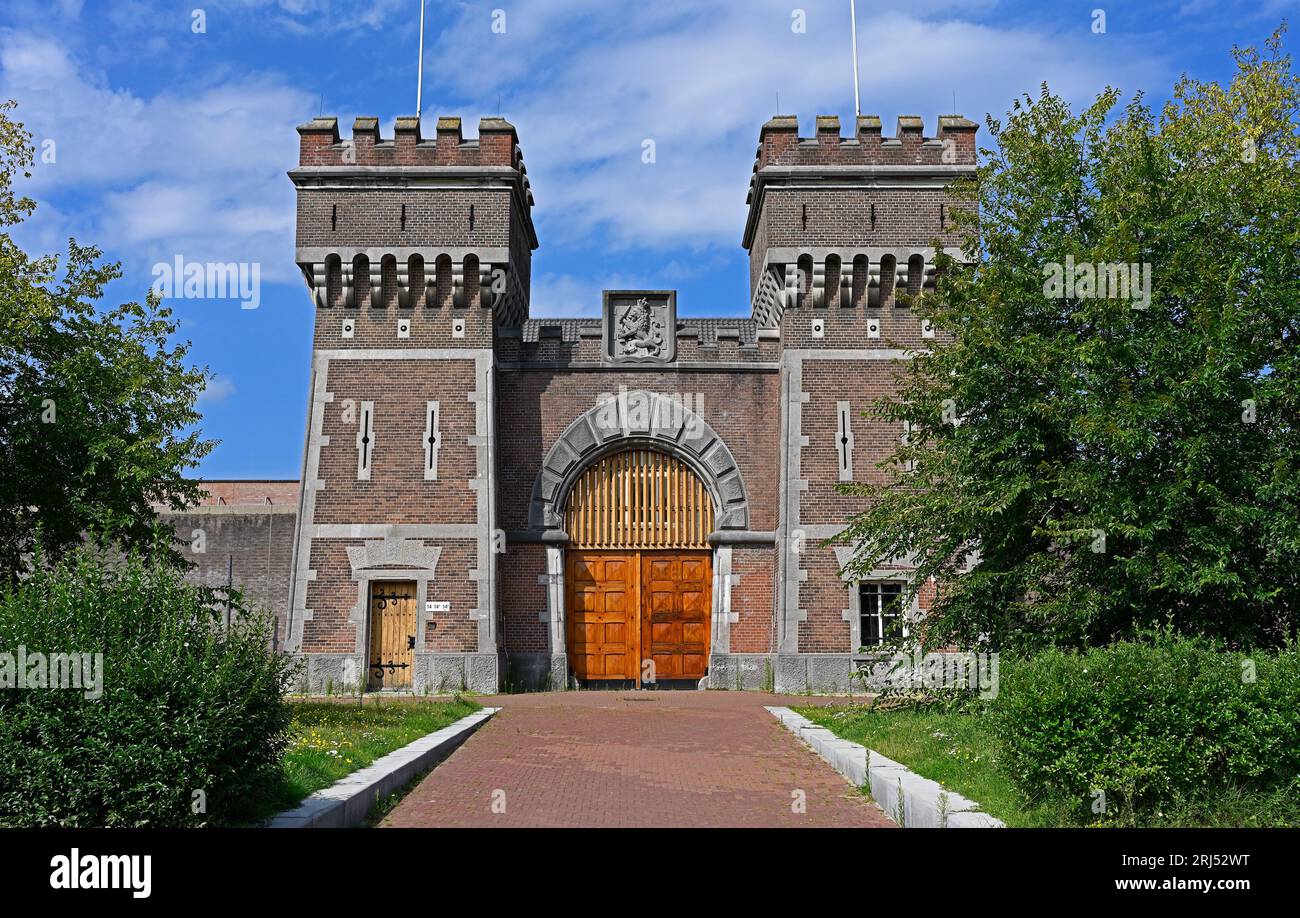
529;389;750;533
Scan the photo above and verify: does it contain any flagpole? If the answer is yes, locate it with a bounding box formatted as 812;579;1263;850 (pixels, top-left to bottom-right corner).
850;0;861;117
416;0;426;119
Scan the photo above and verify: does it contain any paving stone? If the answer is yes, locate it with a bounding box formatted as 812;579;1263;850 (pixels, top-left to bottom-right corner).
380;691;895;828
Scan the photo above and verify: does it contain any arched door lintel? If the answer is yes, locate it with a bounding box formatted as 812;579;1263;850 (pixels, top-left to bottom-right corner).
528;390;751;532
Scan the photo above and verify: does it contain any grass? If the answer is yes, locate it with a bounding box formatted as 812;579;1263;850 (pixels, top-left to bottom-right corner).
793;703;1300;828
795;703;1072;827
243;695;480;823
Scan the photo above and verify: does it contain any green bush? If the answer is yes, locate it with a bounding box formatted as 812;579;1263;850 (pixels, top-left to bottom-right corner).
0;545;297;826
992;636;1300;821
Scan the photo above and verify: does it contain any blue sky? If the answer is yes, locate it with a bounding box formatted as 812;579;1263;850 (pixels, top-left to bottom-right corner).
1;0;1295;478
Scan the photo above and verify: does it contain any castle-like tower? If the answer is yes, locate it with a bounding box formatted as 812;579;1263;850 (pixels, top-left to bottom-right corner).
280;110;976;694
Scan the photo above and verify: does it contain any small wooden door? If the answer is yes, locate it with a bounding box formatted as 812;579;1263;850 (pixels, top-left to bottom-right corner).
368;581;417;691
566;552;639;681
641;552;711;681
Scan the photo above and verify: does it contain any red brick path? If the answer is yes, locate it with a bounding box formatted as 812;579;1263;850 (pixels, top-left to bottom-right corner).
380;691;895;828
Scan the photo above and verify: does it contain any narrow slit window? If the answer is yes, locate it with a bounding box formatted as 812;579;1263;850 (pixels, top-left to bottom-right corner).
357;400;375;481
901;420;916;473
836;400;854;482
423;401;441;481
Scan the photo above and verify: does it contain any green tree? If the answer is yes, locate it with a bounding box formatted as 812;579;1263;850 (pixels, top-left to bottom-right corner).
0;100;213;580
838;29;1300;653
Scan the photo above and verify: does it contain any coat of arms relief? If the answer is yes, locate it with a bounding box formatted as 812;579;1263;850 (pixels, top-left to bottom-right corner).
603;291;677;364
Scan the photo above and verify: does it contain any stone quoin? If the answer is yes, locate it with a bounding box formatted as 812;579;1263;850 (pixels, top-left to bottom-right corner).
166;111;978;694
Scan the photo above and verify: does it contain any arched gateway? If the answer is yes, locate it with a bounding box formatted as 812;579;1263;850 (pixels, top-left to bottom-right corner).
532;390;750;685
564;449;713;683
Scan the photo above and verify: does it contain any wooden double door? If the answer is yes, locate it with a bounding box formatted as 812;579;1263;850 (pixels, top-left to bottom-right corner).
566;551;712;684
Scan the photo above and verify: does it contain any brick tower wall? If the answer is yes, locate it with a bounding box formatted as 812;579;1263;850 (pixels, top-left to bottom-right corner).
742;115;977;692
286;115;537;695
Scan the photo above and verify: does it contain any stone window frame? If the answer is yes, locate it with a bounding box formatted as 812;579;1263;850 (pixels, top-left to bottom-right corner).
834;545;923;652
858;580;908;648
356;399;375;481
836;399;855;482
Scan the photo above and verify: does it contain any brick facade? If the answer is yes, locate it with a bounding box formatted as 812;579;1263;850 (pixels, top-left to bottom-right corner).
169;111;977;694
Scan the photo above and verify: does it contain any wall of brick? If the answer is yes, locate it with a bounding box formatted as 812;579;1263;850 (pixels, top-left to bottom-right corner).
495;370;782;533
311;358;479;527
500;542;548;655
797;548;852;653
730;545;776;654
271;110;978;690
162;509;296;650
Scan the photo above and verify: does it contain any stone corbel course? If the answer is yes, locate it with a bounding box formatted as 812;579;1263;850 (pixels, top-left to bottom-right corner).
268;706;499;828
767;706;1003;828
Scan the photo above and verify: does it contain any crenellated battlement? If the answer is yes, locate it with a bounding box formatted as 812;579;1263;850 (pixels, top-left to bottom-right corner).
297;115;530;180
742;112;977;323
291;114;537;329
750;113;977;179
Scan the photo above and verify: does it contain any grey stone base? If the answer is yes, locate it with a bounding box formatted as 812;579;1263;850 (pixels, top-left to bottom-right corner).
771;652;985;694
775;653;856;694
291;653;366;695
290;652;500;695
851;651;997;694
707;654;776;691
413;652;500;695
502;653;568;692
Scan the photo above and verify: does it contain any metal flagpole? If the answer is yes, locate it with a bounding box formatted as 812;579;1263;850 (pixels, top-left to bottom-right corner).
416;0;427;119
850;0;861;117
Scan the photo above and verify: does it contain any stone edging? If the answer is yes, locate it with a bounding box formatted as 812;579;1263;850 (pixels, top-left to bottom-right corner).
268;706;500;828
766;706;1003;828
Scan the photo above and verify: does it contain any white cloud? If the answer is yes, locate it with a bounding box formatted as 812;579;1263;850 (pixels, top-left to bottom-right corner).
198;375;237;406
217;0;410;33
0;0;1184;295
411;1;1169;252
529;271;648;318
0;29;312;282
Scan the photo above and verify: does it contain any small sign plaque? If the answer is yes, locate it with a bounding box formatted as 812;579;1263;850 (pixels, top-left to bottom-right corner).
425;601;451;613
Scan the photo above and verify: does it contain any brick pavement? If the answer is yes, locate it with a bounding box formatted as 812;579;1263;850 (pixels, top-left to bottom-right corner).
380;690;895;828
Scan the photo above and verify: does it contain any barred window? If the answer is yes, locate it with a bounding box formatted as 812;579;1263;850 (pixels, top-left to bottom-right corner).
860;581;905;647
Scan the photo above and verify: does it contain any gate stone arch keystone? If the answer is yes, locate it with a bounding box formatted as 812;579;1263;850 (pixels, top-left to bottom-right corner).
529;389;751;532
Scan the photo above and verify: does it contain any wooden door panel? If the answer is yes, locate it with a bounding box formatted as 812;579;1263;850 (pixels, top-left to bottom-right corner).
566;551;639;681
368;581;416;691
640;551;711;683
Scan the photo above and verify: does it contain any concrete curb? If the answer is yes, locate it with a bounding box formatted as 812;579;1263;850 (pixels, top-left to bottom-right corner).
767;706;1003;828
268;706;500;828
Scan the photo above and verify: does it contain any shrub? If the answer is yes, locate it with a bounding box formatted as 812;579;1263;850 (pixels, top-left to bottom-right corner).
0;545;297;826
992;636;1300;821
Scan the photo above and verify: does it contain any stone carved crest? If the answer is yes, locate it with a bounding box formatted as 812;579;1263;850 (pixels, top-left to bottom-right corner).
603;290;676;364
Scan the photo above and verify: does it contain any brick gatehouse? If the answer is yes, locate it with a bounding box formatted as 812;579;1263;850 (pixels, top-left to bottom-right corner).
169;111;976;694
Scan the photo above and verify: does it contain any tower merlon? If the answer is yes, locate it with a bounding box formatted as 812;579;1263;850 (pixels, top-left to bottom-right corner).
750;112;978;181
296;114;528;174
